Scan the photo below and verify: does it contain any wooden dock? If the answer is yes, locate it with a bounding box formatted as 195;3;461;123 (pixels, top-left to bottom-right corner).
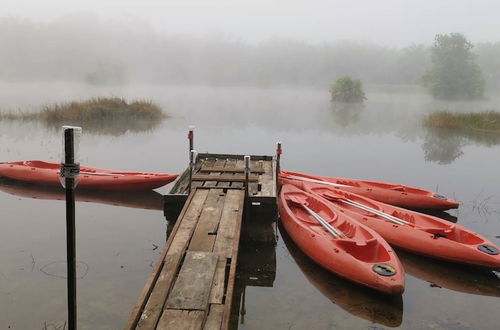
126;153;277;330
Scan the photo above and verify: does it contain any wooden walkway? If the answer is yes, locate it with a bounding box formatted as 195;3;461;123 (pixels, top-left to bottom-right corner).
126;154;277;330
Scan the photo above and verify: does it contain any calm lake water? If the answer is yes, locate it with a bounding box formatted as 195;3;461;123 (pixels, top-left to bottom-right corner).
1;82;500;329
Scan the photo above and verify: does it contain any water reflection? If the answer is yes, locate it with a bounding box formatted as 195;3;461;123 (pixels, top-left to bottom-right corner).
398;250;500;297
280;224;403;328
39;117;163;136
422;126;500;164
330;103;364;128
0;177;164;210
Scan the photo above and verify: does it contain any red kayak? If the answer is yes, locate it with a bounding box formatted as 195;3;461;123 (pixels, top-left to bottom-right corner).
0;160;178;191
295;181;500;269
279;184;405;294
281;170;459;210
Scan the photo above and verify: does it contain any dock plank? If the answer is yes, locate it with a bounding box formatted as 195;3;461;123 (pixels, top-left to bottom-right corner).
213;190;244;259
192;174;258;182
221;190;246;330
204;159;225;187
208;258;227;304
166;251;219;310
200;166;265;174
156;310;205;330
189;189;225;252
125;190;200;330
231;159;245;188
136;253;182;329
203;304;224;330
167;190;209;256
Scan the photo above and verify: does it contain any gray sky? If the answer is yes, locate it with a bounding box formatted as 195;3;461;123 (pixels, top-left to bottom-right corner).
2;0;499;46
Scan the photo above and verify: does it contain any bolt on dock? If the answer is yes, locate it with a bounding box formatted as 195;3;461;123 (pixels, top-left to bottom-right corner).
126;152;278;330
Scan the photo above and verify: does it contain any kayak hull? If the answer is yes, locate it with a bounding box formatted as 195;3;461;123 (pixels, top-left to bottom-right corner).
280;184;405;294
300;182;500;269
0;160;178;191
281;170;459;210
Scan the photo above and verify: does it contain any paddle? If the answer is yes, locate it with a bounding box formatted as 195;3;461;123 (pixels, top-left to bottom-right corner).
321;193;410;226
282;174;351;188
288;195;345;238
283;173;410;226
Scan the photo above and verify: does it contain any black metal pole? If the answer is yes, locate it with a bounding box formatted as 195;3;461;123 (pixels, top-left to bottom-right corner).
244;156;250;198
188;126;194;194
276;142;282;190
63;128;77;330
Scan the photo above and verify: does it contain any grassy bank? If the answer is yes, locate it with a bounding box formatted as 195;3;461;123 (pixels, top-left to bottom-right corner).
0;97;166;135
423;111;500;133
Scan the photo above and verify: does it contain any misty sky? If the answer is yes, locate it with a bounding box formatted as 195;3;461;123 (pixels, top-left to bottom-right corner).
2;0;500;46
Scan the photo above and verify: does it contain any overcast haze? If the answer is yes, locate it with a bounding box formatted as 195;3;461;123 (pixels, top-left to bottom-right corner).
2;0;500;46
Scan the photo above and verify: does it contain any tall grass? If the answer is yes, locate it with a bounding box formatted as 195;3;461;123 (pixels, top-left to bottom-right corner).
0;97;166;135
423;111;500;133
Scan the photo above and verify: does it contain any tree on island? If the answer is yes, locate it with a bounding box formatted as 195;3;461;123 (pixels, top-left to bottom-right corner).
330;76;366;103
422;33;485;100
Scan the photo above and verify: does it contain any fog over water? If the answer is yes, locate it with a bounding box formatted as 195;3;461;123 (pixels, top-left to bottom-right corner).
3;0;500;46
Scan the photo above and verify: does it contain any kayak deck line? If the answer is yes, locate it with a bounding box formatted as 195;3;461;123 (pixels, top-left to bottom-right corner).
282;174;351;188
126;153;278;330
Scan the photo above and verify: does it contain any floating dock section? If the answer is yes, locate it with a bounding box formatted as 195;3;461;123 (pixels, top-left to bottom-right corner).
126;153;277;330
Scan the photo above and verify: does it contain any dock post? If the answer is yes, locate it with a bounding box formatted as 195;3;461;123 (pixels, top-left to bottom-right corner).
188;150;196;194
188;125;194;155
276;141;282;190
60;126;81;330
244;155;251;198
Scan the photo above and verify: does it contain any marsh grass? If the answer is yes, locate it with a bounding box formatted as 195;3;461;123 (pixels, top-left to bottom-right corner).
0;97;166;135
423;111;500;133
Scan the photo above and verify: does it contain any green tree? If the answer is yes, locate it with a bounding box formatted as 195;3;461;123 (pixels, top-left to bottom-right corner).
330;76;366;103
422;33;485;100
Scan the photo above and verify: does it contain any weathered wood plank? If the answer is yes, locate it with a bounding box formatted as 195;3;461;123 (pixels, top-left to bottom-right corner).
259;159;275;197
208;258;227;304
248;159;259;196
217;159;236;187
125;190;200;330
203;304;224;330
136;253;182;329
192;174;258;182
156;310;205;330
167;190;209;256
213;190;244;259
221;190;246;330
197;153;272;161
200;166;265;174
204;159;226;187
189;189;225;252
166;251;219;310
231;160;245;188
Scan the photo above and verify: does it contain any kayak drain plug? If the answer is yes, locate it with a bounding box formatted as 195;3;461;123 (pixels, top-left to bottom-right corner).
477;244;499;255
372;264;397;276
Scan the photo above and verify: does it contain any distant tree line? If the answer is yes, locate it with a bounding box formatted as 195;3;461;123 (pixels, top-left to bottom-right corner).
1;16;499;91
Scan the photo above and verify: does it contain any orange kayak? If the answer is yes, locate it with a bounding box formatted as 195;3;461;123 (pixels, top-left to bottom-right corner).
0;160;178;191
295;181;500;269
281;170;459;210
279;184;405;294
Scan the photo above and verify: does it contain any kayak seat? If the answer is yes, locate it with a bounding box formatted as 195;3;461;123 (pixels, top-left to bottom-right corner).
338;221;357;238
337;238;389;262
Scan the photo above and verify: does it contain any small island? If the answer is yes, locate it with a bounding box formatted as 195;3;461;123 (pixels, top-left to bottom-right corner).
0;97;166;135
423;111;500;133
